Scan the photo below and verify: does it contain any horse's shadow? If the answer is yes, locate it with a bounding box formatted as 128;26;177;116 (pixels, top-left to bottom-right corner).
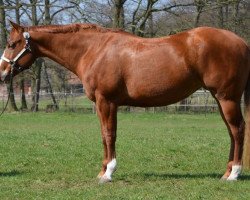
143;172;220;180
133;172;250;181
0;170;23;177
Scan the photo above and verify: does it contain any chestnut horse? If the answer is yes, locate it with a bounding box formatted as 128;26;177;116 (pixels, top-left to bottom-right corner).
1;22;250;183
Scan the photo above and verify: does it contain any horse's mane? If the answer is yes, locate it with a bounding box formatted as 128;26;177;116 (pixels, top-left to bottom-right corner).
27;23;129;35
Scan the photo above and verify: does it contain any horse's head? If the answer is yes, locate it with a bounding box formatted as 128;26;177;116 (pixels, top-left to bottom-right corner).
0;21;36;82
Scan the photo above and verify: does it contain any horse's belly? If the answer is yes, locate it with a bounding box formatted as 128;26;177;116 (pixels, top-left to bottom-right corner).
123;74;201;107
124;90;197;107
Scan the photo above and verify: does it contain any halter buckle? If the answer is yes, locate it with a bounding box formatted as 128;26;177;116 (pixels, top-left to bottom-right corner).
23;32;30;39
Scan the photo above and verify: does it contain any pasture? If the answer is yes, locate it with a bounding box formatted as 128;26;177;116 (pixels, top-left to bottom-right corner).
0;112;250;199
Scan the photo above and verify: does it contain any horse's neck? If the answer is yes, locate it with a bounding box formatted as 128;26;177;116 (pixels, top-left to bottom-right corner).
31;31;96;77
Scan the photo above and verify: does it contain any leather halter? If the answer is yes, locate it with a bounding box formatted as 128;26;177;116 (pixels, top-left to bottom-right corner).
1;32;31;73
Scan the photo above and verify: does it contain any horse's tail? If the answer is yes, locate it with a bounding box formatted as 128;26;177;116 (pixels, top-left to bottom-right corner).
243;45;250;169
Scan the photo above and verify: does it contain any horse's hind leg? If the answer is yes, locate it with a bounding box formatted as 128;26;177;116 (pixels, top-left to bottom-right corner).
216;99;244;180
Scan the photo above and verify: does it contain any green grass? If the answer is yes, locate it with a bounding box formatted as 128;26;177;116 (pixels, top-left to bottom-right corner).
0;112;250;199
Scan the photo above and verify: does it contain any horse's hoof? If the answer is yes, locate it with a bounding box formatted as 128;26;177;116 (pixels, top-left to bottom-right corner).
97;173;103;179
220;175;228;181
227;176;238;181
98;176;112;184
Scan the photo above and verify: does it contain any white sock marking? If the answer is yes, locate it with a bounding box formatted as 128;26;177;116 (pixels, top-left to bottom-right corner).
227;165;242;181
103;159;117;180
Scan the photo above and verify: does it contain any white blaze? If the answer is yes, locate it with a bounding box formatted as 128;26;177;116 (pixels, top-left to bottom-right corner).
0;51;4;81
0;51;9;81
0;50;5;66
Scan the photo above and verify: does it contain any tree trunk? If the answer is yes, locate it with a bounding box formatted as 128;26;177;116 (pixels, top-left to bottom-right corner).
7;83;18;111
194;0;206;27
44;0;58;110
112;0;126;29
45;0;51;25
32;59;42;112
233;0;240;33
131;0;142;34
217;1;224;28
43;62;58;109
30;0;42;112
20;75;28;110
0;0;7;49
0;0;18;112
15;0;28;110
148;13;154;37
137;0;156;37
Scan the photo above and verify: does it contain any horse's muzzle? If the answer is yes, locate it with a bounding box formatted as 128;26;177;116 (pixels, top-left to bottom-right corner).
0;70;10;83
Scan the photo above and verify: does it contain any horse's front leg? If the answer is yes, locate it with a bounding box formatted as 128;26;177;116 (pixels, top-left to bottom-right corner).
96;94;117;183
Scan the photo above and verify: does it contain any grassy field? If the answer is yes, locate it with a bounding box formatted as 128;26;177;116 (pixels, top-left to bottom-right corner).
0;112;250;199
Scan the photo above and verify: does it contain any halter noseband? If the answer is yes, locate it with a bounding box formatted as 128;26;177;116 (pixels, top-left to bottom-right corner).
1;32;31;73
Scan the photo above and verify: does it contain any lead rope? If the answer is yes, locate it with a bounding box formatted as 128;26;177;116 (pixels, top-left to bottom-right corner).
0;69;14;117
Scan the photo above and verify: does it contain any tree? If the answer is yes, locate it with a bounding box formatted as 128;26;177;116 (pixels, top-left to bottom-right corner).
15;0;28;110
0;0;18;112
43;0;58;109
29;0;42;112
0;0;7;49
112;0;127;28
194;0;206;27
43;62;58;110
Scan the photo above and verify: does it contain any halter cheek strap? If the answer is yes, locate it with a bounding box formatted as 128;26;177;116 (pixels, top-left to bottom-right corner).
1;32;31;73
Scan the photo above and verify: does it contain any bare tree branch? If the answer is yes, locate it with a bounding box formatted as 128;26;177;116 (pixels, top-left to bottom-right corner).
51;5;75;20
151;3;195;13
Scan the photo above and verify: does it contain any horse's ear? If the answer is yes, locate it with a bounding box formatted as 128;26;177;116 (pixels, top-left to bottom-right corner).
9;20;23;32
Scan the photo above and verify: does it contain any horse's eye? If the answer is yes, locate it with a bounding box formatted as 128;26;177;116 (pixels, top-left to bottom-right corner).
8;42;16;49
